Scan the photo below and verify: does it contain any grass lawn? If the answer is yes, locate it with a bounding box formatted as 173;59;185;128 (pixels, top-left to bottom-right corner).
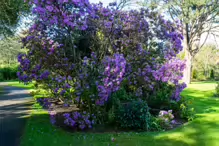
6;81;35;90
18;82;219;146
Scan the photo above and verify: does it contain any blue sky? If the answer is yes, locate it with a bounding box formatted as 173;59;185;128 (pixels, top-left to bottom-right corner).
90;0;116;5
89;0;140;9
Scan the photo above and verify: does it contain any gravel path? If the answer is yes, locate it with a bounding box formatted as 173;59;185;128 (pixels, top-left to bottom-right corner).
0;84;33;146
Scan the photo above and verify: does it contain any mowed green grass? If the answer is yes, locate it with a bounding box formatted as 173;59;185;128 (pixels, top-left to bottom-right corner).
7;81;35;89
18;81;219;146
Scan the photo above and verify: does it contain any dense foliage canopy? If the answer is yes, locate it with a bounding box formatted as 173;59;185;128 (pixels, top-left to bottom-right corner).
0;0;30;36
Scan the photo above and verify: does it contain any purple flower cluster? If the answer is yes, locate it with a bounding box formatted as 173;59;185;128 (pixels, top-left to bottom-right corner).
30;0;92;32
73;53;99;104
17;54;31;83
153;59;186;85
48;110;57;125
37;98;56;124
171;83;187;101
40;70;50;80
63;111;95;130
158;110;174;123
96;54;126;105
124;46;155;95
37;98;51;108
18;38;65;84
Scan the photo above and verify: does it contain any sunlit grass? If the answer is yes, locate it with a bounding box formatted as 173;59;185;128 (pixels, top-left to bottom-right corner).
6;81;51;99
7;81;35;90
20;82;219;146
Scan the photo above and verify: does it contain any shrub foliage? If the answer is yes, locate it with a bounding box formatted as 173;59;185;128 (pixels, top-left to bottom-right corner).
18;0;187;130
0;65;18;81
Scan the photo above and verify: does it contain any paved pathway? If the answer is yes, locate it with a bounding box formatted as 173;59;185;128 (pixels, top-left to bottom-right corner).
0;84;33;146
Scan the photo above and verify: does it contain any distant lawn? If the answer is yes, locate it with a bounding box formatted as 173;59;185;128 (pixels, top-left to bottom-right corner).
20;82;219;146
6;81;48;98
0;79;19;82
7;81;35;90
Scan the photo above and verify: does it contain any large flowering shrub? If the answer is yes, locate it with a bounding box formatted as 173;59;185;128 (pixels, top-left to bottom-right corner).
18;0;186;130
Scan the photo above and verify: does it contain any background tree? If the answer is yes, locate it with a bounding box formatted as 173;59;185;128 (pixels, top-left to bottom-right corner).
143;0;219;84
0;0;30;37
0;37;24;81
0;37;23;66
192;44;219;80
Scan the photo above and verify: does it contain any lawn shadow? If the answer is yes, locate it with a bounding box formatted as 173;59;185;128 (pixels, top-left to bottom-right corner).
0;85;34;146
0;86;32;100
0;101;33;146
152;117;219;146
181;88;219;114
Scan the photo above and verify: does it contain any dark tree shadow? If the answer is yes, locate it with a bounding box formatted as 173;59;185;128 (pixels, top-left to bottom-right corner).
0;86;33;146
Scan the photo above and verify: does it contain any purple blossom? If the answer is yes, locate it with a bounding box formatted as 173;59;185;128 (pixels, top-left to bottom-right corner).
63;111;95;130
109;2;117;6
60;90;66;95
171;83;187;101
46;6;53;12
96;54;126;105
50;117;56;125
54;88;59;93
65;83;71;88
171;120;177;124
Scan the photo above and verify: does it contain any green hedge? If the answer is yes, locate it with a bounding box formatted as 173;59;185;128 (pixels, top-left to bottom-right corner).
0;65;18;81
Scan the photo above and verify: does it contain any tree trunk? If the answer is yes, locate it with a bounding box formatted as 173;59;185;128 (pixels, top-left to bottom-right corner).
183;23;193;85
184;49;193;84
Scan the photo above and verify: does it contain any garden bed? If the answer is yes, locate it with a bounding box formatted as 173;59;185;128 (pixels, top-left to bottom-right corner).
37;97;187;133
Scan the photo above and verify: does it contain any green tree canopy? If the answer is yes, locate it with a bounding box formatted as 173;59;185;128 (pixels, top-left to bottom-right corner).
193;44;219;79
0;37;24;66
0;0;30;36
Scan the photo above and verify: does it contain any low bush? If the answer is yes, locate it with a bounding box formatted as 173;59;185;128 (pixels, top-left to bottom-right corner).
115;100;151;131
63;111;96;130
168;95;195;120
147;83;175;110
196;74;207;81
147;83;186;116
0;65;18;81
179;103;195;121
106;87;133;125
159;110;175;128
158;110;174;123
150;117;163;131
